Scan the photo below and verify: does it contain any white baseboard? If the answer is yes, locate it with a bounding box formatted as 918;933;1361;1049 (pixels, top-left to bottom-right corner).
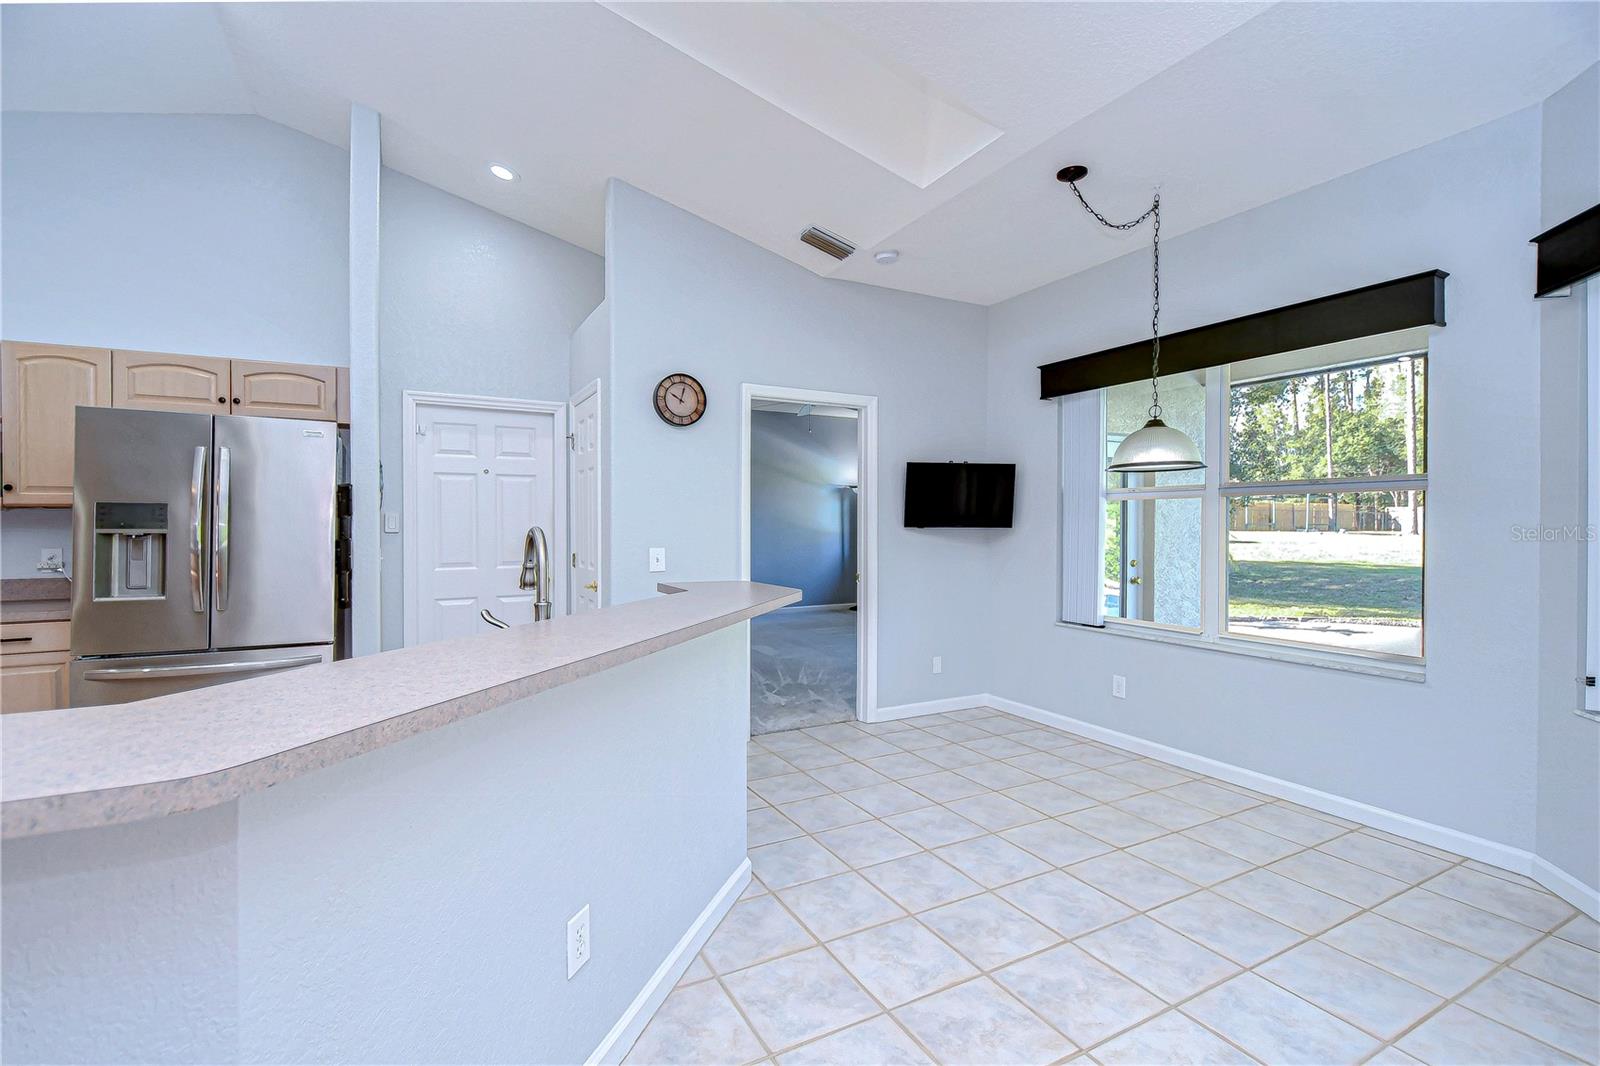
587;858;752;1065
867;694;989;723
921;694;1598;920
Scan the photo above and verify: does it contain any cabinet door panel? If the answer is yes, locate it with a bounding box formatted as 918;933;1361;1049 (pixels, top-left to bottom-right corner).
113;350;230;414
0;654;68;712
1;341;112;507
231;360;337;421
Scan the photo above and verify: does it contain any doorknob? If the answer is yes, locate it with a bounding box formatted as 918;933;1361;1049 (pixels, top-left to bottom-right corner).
584;581;598;592
1128;577;1142;586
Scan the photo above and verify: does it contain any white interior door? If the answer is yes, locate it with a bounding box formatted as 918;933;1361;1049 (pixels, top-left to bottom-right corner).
570;383;601;613
414;402;561;643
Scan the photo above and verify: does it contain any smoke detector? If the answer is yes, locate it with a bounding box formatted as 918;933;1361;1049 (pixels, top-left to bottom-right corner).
800;227;856;260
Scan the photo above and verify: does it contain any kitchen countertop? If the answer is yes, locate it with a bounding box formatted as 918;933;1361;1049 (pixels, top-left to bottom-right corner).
0;577;72;624
1;580;799;838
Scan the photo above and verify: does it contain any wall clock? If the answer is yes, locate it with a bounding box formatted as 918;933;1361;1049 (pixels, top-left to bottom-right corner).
654;373;707;427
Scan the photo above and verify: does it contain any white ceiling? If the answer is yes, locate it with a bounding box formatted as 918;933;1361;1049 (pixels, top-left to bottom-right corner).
4;2;1594;305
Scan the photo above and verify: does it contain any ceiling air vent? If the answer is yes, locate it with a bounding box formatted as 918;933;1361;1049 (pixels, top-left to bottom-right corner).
800;227;856;261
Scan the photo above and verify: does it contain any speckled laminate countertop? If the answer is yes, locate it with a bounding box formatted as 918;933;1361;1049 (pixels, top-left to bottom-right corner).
1;580;799;838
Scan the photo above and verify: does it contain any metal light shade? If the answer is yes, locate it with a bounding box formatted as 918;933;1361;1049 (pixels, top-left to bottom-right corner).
1107;417;1205;473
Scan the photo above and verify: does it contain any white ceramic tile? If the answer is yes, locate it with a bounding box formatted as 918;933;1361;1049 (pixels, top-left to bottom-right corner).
1002;780;1099;816
860;851;983;913
777;872;905;942
997;870;1135;938
1398;1004;1575;1066
1005;752;1087;779
749;753;798;780
749;789;769;811
1463;859;1549;891
677;954;713;986
827;917;978;1007
1365;1046;1425;1065
1102;760;1193;790
954;760;1042;790
836;782;932;818
751;836;850;890
1231;803;1347;845
861;752;940;780
1149;891;1302;966
934;834;1052;888
918;894;1062;969
1130;835;1254;886
1363;827;1461;862
884;729;946;753
1461;968;1599;1060
901;770;989;803
924;722;990;743
963;735;1036;759
624;979;767;1066
893;978;1075;1066
1159;779;1263;815
1064;745;1137;769
1093;1010;1256;1065
1423;866;1576;931
1183;972;1378;1064
1316;831;1454;883
1212;869;1360;934
1182;817;1303;865
1060;804;1168;847
1257;939;1442;1039
1061;770;1148;802
831;736;901;760
1112;793;1218;831
1076;916;1239;1003
749;806;806;846
807;761;890;793
913;743;989;769
1000;819;1113;866
1318;913;1496;997
1376;887;1544;961
1269;848;1407;906
722;947;878;1052
780;744;854;771
814;821;921;868
882;805;986;849
944;792;1043;831
779;794;873;833
752;772;833;805
1067;851;1198;910
774;1016;932;1066
1556;914;1600;951
703;895;817;973
995;943;1164;1047
980;717;1038;737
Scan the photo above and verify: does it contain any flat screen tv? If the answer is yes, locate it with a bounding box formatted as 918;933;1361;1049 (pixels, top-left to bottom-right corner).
904;462;1015;528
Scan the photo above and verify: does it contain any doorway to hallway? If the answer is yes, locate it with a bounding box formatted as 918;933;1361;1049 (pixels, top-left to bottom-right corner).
742;385;877;734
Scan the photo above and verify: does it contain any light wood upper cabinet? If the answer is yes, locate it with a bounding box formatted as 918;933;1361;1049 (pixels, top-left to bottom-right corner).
1;342;112;507
231;360;339;421
112;350;230;414
336;366;351;425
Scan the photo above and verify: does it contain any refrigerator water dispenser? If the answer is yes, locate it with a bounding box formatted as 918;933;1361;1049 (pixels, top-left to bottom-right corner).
92;502;168;601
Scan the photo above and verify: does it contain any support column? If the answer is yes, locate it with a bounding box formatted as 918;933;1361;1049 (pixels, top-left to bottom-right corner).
349;104;382;656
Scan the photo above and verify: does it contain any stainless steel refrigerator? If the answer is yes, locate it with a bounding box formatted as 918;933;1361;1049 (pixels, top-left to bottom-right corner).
70;407;336;705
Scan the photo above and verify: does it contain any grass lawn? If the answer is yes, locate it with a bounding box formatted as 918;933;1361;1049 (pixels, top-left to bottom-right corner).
1227;558;1421;621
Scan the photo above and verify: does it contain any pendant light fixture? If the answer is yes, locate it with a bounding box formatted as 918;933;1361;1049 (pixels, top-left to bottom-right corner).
1058;164;1204;474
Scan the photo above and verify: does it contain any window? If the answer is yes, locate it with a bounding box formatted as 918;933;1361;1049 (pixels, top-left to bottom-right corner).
1588;279;1598;714
1074;331;1429;664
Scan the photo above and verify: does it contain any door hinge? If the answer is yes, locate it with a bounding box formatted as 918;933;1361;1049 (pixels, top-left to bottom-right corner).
417;423;428;437
571;552;577;567
566;433;575;450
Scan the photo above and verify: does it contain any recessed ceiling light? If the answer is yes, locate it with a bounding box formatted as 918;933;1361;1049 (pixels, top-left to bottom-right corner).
489;164;518;182
874;249;900;265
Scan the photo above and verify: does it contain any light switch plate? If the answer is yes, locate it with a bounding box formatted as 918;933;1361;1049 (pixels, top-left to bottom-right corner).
648;548;666;573
1112;675;1127;699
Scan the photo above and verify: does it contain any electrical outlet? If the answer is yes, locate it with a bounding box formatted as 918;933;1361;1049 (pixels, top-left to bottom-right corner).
1112;675;1127;699
648;547;666;573
567;905;591;978
37;548;63;573
383;513;400;534
932;656;943;675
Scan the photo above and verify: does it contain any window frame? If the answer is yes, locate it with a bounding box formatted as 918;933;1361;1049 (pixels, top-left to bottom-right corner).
1586;278;1598;714
1097;349;1428;667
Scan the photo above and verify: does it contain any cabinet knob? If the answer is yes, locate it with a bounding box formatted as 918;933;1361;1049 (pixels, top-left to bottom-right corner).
2;484;11;493
218;396;227;404
231;398;241;405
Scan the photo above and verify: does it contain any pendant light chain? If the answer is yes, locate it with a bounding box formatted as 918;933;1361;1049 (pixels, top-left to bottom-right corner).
1064;179;1163;418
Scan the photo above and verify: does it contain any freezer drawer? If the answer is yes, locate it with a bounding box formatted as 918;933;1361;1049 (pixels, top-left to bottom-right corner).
211;416;336;650
70;646;332;707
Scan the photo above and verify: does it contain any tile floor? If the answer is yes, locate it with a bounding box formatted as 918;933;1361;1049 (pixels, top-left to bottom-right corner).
625;707;1600;1066
750;609;858;735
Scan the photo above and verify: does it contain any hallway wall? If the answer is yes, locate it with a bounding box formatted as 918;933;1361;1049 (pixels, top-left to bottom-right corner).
751;412;859;607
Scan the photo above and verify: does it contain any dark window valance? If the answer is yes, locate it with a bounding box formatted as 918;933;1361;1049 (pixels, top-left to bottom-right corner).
1038;270;1447;400
1532;203;1600;298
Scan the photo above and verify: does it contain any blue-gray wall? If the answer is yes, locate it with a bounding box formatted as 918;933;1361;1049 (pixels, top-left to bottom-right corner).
751;412;859;606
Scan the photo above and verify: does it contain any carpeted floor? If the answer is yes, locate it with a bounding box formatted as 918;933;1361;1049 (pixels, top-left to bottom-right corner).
751;608;857;735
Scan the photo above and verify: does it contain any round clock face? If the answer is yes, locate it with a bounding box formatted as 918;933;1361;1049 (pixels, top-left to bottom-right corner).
655;373;707;427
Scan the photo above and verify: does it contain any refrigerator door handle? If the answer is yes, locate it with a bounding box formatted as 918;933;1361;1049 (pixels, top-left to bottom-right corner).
190;445;208;612
214;445;231;612
79;654;323;681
